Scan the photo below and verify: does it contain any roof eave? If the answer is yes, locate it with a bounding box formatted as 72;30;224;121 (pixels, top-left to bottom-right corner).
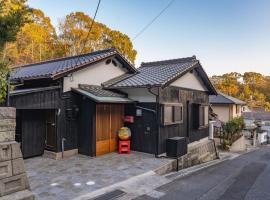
51;52;137;80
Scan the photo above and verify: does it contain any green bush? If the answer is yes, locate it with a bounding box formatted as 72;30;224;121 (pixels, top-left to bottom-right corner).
222;116;245;146
223;116;244;135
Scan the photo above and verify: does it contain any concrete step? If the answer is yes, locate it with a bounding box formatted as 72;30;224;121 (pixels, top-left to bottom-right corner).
0;190;35;200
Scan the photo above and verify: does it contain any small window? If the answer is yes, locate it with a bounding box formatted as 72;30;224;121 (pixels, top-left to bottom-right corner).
193;104;209;129
162;103;183;125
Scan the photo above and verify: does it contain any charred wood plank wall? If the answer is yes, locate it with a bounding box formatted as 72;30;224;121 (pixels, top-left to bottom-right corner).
124;87;209;155
124;103;157;154
10;88;80;154
75;94;96;156
159;86;209;154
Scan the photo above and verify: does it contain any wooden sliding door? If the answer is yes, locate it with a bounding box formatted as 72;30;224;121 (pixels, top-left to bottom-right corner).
96;104;124;156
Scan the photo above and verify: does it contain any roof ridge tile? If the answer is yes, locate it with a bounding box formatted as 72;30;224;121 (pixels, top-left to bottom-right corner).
141;56;197;67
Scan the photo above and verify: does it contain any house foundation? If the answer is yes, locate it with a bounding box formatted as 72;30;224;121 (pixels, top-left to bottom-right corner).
0;107;34;200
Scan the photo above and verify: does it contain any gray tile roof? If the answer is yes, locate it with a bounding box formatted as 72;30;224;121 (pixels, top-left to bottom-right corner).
79;84;124;97
107;57;198;88
72;84;133;103
210;92;246;105
11;48;136;81
102;73;134;88
243;112;270;121
105;56;217;95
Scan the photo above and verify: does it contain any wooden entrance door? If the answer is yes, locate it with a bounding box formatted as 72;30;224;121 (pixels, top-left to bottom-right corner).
20;110;46;158
45;110;57;151
96;104;124;156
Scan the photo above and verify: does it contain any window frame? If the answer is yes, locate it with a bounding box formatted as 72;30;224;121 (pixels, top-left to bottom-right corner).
193;103;209;129
162;103;183;126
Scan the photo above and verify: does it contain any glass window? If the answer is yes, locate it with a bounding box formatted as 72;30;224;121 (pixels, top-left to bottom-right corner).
197;105;209;128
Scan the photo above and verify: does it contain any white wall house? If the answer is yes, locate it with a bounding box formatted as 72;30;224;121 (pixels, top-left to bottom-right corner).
209;93;246;123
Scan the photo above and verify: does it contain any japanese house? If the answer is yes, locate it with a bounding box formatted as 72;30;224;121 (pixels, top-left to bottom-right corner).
9;48;217;158
209;92;246;123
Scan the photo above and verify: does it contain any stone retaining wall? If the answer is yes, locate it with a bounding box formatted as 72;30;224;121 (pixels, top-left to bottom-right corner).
0;107;34;200
178;138;218;169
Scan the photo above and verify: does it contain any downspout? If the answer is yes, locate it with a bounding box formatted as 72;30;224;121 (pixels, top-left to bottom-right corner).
147;87;160;157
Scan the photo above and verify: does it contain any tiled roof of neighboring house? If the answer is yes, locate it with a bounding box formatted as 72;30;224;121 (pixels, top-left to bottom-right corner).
11;48;136;82
243;111;270;121
209;92;246;105
72;84;133;103
106;56;217;95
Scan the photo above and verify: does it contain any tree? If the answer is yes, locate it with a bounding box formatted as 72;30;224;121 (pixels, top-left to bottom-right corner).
0;0;29;51
4;9;59;65
59;12;137;63
211;72;270;111
211;72;241;96
0;0;30;103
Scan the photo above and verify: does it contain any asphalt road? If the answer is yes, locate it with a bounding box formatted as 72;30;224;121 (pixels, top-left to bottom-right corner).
136;147;270;200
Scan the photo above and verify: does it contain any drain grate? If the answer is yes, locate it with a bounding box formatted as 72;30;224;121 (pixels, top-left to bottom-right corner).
90;189;126;200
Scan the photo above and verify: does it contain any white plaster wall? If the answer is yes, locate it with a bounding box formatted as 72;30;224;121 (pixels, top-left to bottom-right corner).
63;59;127;92
120;88;156;102
212;105;230;122
170;71;207;91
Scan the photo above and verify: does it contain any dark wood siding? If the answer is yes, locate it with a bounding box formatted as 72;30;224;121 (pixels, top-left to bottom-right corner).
158;86;209;154
10;88;81;153
10;88;60;109
124;103;157;154
75;94;96;156
18;110;46;158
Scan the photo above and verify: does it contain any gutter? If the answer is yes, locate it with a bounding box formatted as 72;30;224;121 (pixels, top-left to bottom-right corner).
147;87;160;157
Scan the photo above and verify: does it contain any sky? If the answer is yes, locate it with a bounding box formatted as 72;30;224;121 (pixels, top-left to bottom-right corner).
27;0;270;76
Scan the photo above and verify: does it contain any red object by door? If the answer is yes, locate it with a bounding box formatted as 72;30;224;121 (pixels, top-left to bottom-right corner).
118;140;130;154
124;116;134;123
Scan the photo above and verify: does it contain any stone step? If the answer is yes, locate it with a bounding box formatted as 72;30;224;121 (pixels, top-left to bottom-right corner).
0;190;35;200
0;173;30;197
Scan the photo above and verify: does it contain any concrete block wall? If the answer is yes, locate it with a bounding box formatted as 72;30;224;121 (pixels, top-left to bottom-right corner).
0;107;34;200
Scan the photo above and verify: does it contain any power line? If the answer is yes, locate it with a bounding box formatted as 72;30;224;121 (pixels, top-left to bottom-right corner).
80;0;102;54
132;0;176;41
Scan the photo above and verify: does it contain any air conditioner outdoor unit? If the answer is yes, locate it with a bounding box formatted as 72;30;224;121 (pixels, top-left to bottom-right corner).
166;137;187;158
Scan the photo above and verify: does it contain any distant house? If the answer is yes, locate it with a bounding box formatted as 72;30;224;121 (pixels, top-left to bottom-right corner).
209;93;246;122
243;111;270;135
9;48;217;159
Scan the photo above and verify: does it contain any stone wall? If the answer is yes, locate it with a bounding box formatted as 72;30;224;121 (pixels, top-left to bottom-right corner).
0;107;34;200
178;138;218;169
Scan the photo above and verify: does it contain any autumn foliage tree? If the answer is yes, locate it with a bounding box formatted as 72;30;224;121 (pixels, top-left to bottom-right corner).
211;72;270;111
59;12;137;62
4;11;137;66
4;9;59;65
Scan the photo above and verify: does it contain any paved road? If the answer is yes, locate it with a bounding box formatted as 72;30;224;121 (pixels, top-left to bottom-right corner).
136;147;270;200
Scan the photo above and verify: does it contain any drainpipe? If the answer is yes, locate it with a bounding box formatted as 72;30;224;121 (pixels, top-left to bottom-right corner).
147;87;160;157
61;138;66;158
